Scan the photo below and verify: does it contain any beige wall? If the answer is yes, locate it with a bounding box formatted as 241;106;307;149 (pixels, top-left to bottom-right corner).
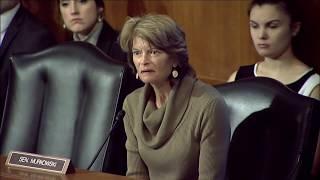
23;0;320;85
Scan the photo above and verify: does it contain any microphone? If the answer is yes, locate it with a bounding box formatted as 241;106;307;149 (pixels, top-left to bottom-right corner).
86;110;126;170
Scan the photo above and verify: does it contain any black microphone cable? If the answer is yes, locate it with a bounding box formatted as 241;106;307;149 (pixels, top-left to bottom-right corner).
86;110;126;170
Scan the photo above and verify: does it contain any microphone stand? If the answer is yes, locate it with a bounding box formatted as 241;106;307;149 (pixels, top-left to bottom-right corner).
86;110;125;170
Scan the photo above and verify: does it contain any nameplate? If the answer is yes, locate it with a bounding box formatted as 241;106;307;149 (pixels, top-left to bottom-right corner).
5;151;74;174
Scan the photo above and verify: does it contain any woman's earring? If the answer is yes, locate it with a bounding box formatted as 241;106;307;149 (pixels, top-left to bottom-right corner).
292;31;298;37
136;73;139;79
62;24;66;29
172;66;179;79
98;15;103;22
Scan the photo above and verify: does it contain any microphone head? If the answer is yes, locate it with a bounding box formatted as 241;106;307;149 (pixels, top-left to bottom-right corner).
116;110;126;121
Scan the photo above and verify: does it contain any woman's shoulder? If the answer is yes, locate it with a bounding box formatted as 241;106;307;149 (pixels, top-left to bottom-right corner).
97;21;127;62
228;63;257;82
191;79;224;104
96;21;120;48
124;86;144;104
99;21;119;40
299;71;320;98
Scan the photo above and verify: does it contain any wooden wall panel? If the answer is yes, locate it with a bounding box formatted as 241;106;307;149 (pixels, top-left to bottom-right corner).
294;0;320;73
22;0;67;42
22;0;320;84
105;0;259;84
103;1;128;31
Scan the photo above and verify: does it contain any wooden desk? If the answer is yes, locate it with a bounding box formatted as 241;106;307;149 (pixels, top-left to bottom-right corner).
0;156;131;180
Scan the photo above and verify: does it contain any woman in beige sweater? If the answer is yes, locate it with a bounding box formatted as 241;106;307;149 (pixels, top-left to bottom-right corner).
119;14;230;180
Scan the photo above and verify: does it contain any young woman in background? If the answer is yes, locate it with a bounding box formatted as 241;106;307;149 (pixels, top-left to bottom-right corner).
58;0;124;60
228;0;320;178
228;0;319;99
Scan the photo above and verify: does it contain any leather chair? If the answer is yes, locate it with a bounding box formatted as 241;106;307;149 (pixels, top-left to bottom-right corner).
215;77;320;180
0;42;128;174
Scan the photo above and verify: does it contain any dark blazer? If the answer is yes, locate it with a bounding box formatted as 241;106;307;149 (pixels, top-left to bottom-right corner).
96;21;126;62
94;21;143;175
0;6;56;117
95;20;143;94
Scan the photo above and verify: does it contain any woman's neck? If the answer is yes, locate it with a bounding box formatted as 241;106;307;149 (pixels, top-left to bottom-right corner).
151;81;175;109
263;56;297;69
73;21;101;42
75;33;87;41
262;45;301;70
257;47;310;84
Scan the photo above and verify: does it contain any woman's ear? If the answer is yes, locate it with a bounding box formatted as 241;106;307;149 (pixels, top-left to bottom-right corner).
291;22;301;37
98;7;104;14
97;7;104;22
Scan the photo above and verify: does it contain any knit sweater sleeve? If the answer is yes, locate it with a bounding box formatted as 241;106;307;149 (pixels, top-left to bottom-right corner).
198;96;230;180
123;98;150;180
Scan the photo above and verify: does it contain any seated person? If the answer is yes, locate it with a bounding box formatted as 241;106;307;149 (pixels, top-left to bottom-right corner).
58;0;142;94
228;0;320;100
58;0;124;61
228;0;320;178
119;14;230;180
0;0;56;117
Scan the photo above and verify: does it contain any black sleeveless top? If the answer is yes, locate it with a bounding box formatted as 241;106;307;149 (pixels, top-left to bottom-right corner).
235;64;316;93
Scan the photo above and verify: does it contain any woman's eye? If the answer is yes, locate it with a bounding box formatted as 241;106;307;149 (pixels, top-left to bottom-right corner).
60;2;69;7
149;49;161;56
132;51;141;56
269;24;279;29
250;23;258;29
78;0;88;4
150;50;157;55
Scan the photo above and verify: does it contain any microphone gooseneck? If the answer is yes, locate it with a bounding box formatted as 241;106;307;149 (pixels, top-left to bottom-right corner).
86;110;126;170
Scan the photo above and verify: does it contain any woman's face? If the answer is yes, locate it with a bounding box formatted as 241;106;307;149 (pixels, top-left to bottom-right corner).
132;37;176;86
59;0;101;35
249;4;297;59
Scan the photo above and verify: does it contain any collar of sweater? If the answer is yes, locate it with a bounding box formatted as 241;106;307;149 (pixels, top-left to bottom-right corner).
136;75;197;148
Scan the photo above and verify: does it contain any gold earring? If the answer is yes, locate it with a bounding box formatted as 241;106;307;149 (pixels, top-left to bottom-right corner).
136;73;139;79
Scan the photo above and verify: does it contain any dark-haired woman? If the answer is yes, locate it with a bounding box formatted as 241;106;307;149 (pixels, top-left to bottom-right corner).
58;0;124;60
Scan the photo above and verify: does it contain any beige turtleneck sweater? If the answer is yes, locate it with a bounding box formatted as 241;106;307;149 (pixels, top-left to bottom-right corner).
123;75;230;180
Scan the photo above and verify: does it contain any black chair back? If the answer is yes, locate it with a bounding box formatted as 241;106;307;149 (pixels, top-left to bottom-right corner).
0;42;127;174
215;77;320;180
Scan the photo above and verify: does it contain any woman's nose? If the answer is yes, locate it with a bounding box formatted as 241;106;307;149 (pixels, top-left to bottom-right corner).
258;28;268;39
70;1;79;14
140;52;149;64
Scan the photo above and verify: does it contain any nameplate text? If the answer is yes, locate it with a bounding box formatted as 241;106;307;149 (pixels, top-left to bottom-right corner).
5;151;73;174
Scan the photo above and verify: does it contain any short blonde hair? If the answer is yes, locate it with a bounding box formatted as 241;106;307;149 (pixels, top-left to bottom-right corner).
119;14;194;78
